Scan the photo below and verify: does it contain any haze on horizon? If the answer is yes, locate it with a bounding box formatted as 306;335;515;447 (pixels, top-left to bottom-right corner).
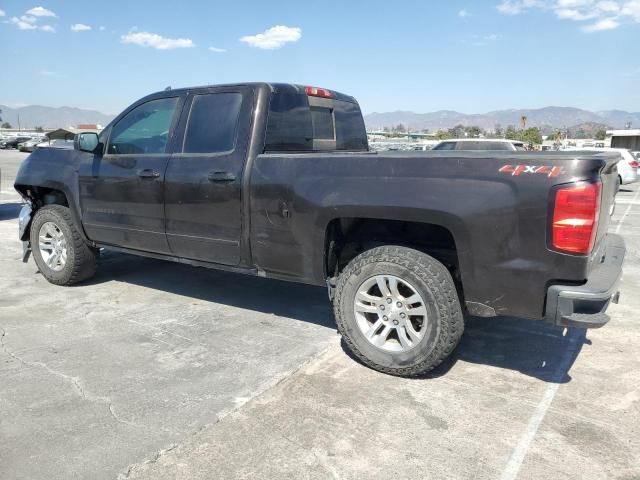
1;0;638;114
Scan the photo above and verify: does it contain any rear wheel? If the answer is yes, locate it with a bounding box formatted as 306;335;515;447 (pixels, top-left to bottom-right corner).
30;205;98;285
333;246;464;377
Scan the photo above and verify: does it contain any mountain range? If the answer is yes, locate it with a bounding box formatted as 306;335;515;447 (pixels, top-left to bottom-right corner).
0;103;638;133
0;104;115;129
364;107;640;132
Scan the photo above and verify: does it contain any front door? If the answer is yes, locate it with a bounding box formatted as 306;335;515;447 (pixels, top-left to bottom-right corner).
79;95;183;253
164;87;253;265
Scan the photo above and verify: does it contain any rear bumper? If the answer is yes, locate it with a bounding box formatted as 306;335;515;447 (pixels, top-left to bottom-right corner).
545;234;625;328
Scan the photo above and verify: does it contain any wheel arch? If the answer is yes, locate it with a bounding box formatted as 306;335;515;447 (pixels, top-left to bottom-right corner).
323;216;470;305
15;182;89;243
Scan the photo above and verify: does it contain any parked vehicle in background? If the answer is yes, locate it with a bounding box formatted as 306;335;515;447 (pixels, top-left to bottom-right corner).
1;136;32;149
432;138;526;151
14;82;626;377
19;137;47;152
35;139;75;150
633;151;640;161
618;149;639;185
565;147;638;186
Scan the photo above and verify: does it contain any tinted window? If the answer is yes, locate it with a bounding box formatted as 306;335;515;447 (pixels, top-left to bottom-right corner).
455;141;512;151
433;142;456;151
265;92;368;152
310;107;335;140
335;101;368;150
183;93;242;154
108;97;178;155
265;93;313;151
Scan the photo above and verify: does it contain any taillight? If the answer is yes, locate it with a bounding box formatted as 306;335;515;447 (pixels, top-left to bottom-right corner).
305;86;334;98
552;181;601;254
629;160;639;169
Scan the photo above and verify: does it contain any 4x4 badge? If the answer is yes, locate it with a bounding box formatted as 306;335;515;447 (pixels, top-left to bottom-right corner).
499;164;563;178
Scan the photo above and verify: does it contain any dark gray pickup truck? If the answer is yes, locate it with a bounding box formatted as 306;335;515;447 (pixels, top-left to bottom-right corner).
14;82;625;376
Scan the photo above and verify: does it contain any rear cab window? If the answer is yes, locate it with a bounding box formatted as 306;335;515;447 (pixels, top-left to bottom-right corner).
264;87;368;152
455;141;513;151
432;142;456;151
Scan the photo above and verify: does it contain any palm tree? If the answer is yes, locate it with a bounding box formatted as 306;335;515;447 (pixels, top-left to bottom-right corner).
520;115;527;130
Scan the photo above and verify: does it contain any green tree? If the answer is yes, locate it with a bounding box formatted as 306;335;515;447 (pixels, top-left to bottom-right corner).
465;126;482;138
35;126;44;133
1;122;12;129
435;129;450;140
505;125;518;140
447;124;465;138
594;128;607;141
521;127;543;145
493;124;503;138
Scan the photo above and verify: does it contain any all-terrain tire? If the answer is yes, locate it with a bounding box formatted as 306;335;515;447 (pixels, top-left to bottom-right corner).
333;246;464;377
30;205;98;285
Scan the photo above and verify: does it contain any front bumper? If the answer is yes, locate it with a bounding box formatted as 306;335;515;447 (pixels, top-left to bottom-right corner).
18;204;33;263
545;234;625;329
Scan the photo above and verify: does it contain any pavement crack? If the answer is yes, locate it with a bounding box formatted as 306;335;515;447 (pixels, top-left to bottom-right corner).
118;444;179;479
1;326;136;427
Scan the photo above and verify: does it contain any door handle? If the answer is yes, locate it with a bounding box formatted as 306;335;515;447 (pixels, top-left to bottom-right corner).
137;169;160;178
207;171;236;182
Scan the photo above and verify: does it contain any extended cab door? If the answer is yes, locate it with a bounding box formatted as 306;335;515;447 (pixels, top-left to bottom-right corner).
79;95;184;253
164;86;253;265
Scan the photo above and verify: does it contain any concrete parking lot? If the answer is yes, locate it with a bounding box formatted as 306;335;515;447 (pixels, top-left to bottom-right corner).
1;149;639;479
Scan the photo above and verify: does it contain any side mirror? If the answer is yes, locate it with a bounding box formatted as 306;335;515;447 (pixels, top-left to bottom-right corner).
75;132;102;154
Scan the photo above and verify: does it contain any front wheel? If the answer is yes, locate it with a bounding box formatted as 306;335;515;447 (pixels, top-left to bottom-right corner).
333;246;464;377
30;205;98;285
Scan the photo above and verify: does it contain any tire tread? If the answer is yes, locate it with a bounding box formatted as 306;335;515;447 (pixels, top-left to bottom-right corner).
31;205;97;285
333;245;464;377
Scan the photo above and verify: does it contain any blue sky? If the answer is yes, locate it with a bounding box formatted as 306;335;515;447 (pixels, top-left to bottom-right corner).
1;0;639;114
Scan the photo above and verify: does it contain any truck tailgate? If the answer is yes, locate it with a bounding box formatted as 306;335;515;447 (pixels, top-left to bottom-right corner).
590;152;621;269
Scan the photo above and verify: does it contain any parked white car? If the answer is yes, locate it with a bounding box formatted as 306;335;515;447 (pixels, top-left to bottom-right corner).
432;138;526;151
614;149;639;185
35;139;75;150
565;147;638;185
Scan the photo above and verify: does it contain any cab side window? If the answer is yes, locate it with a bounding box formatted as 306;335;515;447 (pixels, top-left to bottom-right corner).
182;93;243;154
108;97;179;155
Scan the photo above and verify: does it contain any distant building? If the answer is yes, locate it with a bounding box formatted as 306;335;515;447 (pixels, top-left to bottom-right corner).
46;125;102;141
607;129;640;151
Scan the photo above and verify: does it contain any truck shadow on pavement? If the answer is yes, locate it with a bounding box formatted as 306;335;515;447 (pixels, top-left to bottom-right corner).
88;251;336;329
342;317;589;383
430;316;589;383
0;202;22;221
90;251;589;383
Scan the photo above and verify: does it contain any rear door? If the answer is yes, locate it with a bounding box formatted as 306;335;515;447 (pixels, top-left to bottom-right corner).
164;86;253;265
